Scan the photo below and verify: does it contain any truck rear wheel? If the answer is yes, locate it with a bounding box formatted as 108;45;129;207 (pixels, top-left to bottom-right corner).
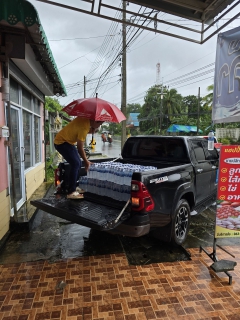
171;199;190;245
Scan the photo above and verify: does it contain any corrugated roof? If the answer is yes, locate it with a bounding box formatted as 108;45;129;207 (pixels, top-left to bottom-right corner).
36;0;239;44
129;0;236;24
167;124;203;133
0;0;66;96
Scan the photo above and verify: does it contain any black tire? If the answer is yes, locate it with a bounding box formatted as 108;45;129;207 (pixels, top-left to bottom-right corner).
171;199;190;245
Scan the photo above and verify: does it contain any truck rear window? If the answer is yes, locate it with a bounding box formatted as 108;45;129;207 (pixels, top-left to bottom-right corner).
123;137;188;160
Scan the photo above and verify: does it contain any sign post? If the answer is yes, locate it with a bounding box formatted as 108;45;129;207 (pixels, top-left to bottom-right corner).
215;145;240;238
199;25;240;284
200;145;239;284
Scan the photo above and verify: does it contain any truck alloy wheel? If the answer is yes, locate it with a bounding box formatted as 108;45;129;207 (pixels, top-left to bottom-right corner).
171;199;190;245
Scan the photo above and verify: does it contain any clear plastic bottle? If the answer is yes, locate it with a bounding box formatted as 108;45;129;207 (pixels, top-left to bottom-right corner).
208;130;214;150
84;176;88;192
78;176;84;190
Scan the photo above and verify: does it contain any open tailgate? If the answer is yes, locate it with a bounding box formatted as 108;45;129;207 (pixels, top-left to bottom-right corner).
31;194;130;231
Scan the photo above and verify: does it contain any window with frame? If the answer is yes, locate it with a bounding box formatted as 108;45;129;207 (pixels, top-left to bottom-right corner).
23;110;32;169
10;78;42;169
10;78;19;104
34;97;40;115
191;140;206;162
34;116;40;164
202;139;219;161
22;87;32;111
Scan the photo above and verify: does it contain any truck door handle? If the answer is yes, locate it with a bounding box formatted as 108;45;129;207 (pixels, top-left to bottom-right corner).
197;169;203;173
212;166;216;169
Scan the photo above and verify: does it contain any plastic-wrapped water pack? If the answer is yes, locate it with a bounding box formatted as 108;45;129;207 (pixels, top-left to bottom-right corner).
79;161;157;202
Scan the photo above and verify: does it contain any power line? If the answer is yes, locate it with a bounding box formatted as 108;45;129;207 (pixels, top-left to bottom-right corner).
167;68;214;87
49;34;117;41
173;76;214;90
163;51;215;79
58;45;102;69
90;7;156;97
166;63;215;84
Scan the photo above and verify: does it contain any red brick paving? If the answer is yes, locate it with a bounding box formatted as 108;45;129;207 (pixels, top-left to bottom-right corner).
0;247;240;319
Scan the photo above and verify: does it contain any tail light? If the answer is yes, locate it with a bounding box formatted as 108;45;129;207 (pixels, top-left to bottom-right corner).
131;180;155;212
54;168;61;187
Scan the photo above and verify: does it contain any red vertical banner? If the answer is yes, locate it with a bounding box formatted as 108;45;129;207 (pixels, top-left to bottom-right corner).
215;145;240;238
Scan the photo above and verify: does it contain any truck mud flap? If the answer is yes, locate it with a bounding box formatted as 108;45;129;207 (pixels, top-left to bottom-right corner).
31;195;130;231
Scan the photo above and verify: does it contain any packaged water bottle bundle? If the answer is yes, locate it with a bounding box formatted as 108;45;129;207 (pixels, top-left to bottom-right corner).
79;161;157;202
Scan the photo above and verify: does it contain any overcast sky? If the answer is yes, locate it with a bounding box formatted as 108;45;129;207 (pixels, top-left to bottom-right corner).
29;0;240;109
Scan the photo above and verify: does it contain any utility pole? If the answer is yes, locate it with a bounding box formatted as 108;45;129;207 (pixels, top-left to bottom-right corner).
84;76;86;98
121;0;127;150
197;87;200;134
160;81;163;134
158;78;164;134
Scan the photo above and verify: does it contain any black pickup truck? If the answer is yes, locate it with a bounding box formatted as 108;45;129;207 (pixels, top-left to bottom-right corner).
31;136;219;245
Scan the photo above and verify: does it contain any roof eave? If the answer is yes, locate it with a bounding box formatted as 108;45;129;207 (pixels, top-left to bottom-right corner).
0;0;66;97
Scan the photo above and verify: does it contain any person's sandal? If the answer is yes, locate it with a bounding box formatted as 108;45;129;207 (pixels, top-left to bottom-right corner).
67;192;84;200
76;187;85;193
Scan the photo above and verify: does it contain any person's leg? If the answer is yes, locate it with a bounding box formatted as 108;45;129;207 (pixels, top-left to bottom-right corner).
54;143;81;194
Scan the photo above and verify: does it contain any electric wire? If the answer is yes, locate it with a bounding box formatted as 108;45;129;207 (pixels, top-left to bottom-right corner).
91;7;156;97
87;5;145;96
49;34;117;41
98;6;151;96
86;4;161;98
167;68;215;87
165;63;215;84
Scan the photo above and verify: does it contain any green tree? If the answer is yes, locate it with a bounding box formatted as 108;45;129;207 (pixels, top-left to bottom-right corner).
126;103;142;116
182;95;200;120
162;88;182;123
138;85;183;134
202;84;213;109
101;122;122;136
45;97;67;145
138;85;164;134
45;96;63;112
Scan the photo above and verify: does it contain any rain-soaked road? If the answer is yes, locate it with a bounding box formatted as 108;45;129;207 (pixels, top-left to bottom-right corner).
86;133;122;158
1;135;240;265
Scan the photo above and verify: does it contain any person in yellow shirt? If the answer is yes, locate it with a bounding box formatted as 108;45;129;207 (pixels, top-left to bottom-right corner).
54;117;103;199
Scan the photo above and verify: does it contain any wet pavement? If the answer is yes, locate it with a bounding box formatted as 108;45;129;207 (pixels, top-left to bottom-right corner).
1;182;240;266
1;183;240;320
1;144;240;319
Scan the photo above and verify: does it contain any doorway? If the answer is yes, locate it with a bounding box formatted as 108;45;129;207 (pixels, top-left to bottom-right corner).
9;105;26;212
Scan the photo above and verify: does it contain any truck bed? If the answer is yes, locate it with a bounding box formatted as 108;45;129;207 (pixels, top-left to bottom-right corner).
31;193;130;231
118;158;189;169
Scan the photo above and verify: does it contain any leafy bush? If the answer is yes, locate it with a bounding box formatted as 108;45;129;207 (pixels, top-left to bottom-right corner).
220;138;230;145
46;154;58;182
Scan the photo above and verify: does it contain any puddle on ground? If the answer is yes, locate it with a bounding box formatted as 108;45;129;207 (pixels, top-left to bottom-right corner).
1;201;240;265
119;235;191;265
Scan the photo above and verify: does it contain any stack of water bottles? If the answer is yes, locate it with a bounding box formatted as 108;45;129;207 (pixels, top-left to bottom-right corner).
78;161;157;202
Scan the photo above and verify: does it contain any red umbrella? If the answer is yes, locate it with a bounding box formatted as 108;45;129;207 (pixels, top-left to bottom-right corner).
62;97;126;123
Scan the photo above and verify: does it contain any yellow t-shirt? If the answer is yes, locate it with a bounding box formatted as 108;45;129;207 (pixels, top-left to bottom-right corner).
54;117;90;145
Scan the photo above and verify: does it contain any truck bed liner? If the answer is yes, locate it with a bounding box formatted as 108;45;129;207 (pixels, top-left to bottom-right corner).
31;194;130;231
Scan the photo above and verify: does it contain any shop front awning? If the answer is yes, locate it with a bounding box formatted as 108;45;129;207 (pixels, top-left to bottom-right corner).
0;0;66;96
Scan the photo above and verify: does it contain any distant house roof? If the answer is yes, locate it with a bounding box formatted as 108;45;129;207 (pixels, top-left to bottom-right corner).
167;124;203;133
0;0;66;96
127;113;140;127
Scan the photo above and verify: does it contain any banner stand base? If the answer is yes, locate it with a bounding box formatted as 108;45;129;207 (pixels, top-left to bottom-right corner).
200;238;237;285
